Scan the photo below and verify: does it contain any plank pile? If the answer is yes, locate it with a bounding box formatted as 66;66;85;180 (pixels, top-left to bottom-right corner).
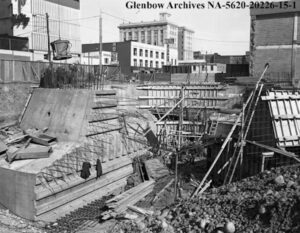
102;180;155;219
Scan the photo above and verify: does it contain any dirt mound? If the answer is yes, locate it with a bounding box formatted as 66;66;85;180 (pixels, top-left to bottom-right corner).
118;165;300;233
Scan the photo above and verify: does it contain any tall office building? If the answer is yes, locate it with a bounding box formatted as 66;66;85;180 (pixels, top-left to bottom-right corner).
118;13;194;64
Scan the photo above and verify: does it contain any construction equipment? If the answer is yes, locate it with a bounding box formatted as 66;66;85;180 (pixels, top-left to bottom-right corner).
50;39;72;60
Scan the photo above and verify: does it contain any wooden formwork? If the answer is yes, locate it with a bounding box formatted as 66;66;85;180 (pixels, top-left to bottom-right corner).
0;88;155;221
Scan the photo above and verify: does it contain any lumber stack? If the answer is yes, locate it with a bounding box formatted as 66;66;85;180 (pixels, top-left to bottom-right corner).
102;180;155;219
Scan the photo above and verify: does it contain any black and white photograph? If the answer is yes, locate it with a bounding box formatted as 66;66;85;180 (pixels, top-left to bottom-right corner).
0;0;299;232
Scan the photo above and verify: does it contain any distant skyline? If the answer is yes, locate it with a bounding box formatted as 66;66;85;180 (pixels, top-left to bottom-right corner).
80;0;251;55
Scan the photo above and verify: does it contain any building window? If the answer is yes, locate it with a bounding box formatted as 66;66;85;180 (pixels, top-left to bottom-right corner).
141;31;145;43
139;49;143;56
211;65;214;71
145;50;148;57
160;29;164;45
161;52;164;59
145;60;148;67
161;62;164;67
202;65;205;70
134;31;138;40
150;51;153;58
133;59;137;67
175;59;177;65
104;58;109;64
133;48;137;56
128;32;132;40
140;59;143;67
155;61;159;68
156;52;159;59
154;30;158;45
147;30;151;44
193;65;196;71
150;61;153;68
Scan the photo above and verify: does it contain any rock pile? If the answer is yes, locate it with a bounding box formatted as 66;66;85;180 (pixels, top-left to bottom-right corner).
118;165;300;233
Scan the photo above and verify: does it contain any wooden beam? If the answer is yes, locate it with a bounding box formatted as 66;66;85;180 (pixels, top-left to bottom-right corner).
86;127;122;137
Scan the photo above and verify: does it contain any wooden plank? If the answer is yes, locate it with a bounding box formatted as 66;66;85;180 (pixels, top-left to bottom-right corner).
114;185;154;213
139;105;221;110
152;178;174;203
35;156;133;199
107;184;154;209
86;127;122;137
12;146;51;161
138;96;228;100
106;180;155;204
36;177;127;222
35;165;133;215
29;134;56;146
127;205;153;216
92;105;118;109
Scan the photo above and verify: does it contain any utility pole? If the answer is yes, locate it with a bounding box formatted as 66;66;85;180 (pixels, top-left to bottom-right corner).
174;85;184;201
46;13;54;87
98;10;103;89
205;51;208;82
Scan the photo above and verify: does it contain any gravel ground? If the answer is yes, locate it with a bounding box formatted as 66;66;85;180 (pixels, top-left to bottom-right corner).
116;164;300;233
0;208;45;233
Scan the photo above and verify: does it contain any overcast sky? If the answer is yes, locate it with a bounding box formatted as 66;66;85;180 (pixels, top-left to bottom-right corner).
80;0;251;55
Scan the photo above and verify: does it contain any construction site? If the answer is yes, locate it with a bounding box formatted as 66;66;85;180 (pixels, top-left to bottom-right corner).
0;2;300;233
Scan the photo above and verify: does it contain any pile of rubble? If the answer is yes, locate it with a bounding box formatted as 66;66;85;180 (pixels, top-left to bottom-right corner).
117;164;300;233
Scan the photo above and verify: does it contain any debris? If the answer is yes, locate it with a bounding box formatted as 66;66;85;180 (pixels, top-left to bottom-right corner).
0;139;7;154
224;222;235;233
127;205;153;216
144;158;170;180
6;145;52;163
152;178;174;203
274;175;285;185
102;180;155;219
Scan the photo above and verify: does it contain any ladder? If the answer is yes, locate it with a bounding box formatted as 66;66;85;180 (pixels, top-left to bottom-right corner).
208;114;219;135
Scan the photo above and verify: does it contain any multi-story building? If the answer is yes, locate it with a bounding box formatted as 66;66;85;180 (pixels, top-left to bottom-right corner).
250;2;300;87
118;13;194;64
82;41;167;75
178;27;194;60
0;0;81;62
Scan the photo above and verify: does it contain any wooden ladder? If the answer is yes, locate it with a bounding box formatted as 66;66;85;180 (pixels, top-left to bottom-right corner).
208;114;219;135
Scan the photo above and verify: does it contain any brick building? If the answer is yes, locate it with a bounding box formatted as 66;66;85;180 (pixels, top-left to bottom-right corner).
250;3;300;87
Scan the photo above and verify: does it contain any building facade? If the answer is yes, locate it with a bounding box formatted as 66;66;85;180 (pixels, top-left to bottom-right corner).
81;51;113;66
82;41;167;75
0;0;81;62
178;27;194;60
193;52;250;64
178;60;226;74
250;3;300;87
118;13;194;64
